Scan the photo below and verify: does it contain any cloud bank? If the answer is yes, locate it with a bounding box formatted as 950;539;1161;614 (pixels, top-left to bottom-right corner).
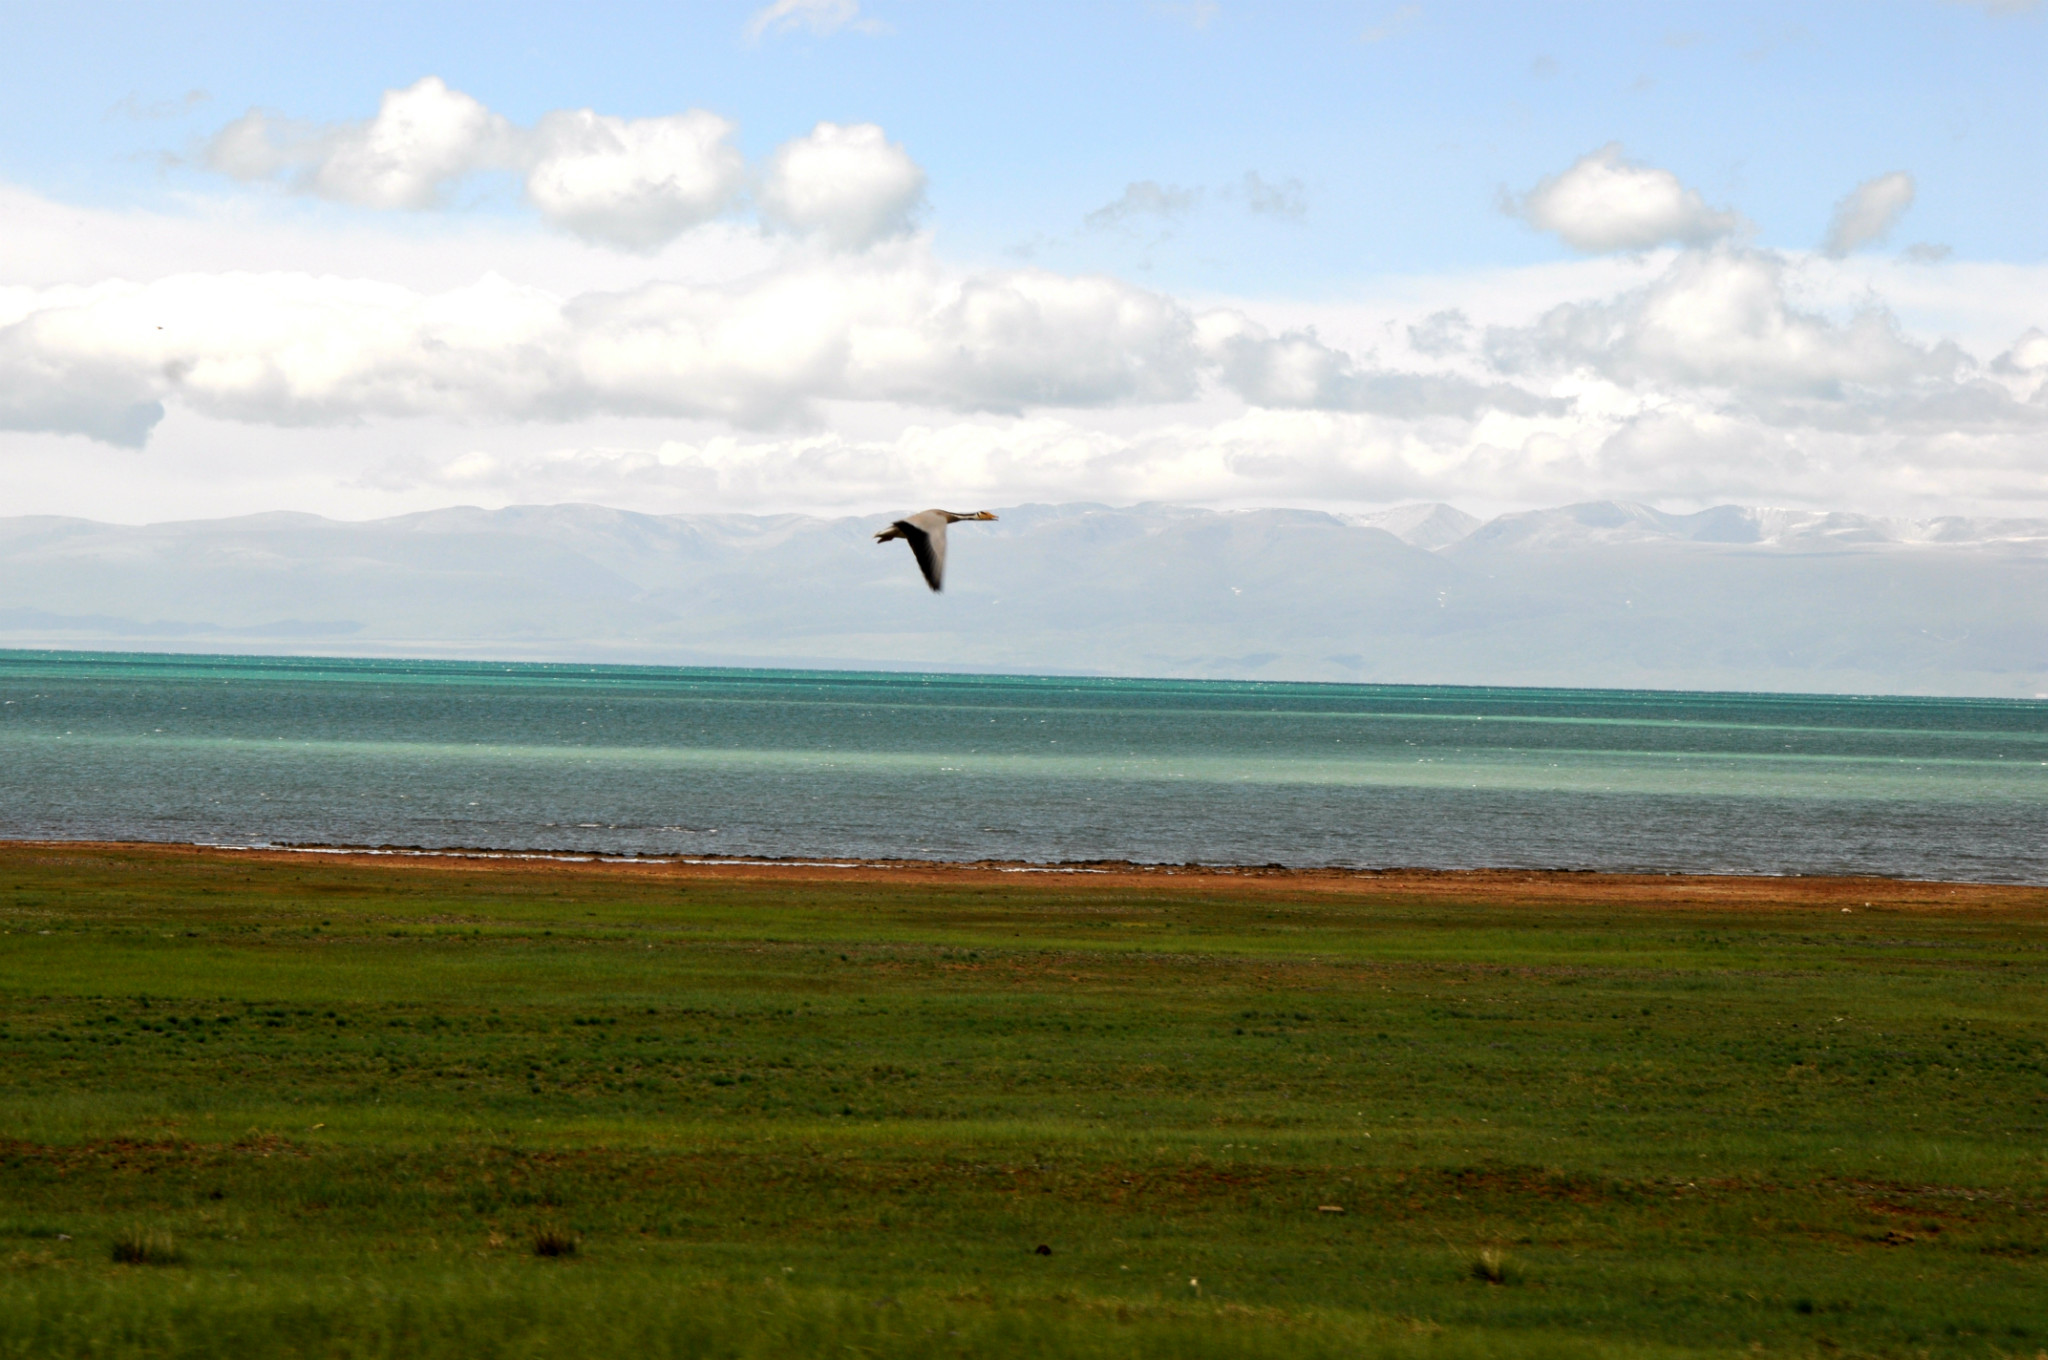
1;133;2042;524
0;256;1204;441
0;243;1589;445
2;214;2039;529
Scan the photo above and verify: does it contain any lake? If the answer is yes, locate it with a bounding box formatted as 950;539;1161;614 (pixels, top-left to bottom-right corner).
2;650;2043;882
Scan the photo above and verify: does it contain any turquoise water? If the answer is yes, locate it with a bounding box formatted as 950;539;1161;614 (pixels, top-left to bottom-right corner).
2;650;2044;881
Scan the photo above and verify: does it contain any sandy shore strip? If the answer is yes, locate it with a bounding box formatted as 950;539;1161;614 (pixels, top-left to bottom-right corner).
3;838;2043;913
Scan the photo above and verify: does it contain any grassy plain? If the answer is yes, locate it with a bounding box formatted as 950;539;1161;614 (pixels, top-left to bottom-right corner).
0;842;2044;1359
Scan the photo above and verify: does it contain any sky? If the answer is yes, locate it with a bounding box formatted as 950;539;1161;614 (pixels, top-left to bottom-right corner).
0;0;2042;525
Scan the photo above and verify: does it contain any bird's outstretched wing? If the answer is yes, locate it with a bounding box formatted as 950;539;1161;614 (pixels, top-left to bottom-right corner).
892;518;946;591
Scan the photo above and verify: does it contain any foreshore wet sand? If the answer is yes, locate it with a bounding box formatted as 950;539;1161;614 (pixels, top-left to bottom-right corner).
6;838;2042;913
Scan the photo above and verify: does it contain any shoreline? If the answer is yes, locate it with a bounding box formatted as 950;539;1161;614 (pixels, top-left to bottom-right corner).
6;837;2044;909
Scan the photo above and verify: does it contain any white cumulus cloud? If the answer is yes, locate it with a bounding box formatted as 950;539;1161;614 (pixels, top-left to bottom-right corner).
1478;248;2048;451
205;79;840;252
1486;249;1958;398
1994;327;2048;372
1991;327;2048;401
758;122;926;249
525;109;745;250
1822;171;1916;258
207;77;516;210
1513;144;1744;253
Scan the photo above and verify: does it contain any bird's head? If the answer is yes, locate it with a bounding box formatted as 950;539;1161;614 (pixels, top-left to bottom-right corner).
962;511;998;522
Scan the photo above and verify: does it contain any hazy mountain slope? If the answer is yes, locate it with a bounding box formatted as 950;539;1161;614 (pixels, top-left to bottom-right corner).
1;502;2043;696
1344;503;1482;550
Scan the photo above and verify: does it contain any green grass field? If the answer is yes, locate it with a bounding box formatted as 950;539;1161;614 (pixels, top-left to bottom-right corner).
2;844;2044;1359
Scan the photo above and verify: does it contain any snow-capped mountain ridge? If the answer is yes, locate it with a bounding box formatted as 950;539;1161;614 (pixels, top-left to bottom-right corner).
1451;502;2048;551
1;501;2042;696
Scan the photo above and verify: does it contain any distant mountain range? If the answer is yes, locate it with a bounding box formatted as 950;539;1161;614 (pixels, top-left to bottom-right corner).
2;501;2043;697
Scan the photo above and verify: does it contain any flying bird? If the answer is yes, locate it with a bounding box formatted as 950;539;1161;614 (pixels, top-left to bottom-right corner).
874;509;998;592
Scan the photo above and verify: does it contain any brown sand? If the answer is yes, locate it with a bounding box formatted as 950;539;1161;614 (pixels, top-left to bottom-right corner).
7;839;2043;915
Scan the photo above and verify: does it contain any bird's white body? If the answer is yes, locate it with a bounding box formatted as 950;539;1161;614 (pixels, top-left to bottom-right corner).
874;509;997;591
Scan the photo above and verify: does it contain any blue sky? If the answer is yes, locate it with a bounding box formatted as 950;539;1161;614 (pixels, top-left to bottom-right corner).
9;1;2043;277
0;1;2042;523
